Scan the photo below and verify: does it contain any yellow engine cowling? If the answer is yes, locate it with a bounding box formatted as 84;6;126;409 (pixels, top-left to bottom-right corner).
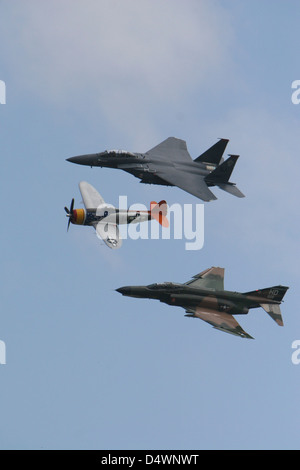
72;208;86;225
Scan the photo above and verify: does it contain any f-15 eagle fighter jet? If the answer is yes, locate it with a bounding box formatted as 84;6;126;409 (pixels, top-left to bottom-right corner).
116;267;289;339
64;181;168;249
67;137;245;202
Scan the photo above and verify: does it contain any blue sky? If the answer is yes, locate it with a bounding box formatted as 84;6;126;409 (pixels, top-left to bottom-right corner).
0;0;299;449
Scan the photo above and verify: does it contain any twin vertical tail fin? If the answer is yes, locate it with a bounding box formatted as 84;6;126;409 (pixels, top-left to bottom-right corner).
205;154;245;198
205;154;239;183
150;200;169;227
194;138;229;165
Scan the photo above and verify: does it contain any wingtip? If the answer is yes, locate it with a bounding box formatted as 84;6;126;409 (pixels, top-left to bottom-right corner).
244;333;255;340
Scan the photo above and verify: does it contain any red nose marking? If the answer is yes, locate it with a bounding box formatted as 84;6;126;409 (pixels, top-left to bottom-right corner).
72;209;77;223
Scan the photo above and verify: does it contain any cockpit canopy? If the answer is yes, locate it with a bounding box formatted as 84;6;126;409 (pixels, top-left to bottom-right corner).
147;282;174;290
107;149;136;157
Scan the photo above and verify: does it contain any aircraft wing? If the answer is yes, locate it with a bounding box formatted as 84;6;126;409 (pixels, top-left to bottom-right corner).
185;267;224;290
79;181;105;209
155;166;217;202
146;137;217;201
185;306;253;339
95;221;122;249
146;137;193;163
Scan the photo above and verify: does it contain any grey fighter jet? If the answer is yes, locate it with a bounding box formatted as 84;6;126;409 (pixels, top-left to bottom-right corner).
67;137;244;202
116;267;289;339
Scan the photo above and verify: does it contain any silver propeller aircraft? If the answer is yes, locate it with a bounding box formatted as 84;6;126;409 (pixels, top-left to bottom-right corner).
67;137;245;202
64;181;168;249
116;267;289;339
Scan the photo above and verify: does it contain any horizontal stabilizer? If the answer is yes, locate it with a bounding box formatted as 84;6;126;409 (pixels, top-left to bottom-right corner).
217;183;245;198
260;303;284;326
205;154;239;184
194;138;229;165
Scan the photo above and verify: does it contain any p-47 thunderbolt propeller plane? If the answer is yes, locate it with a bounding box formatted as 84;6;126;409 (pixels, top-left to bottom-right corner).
64;181;168;249
116;267;289;338
67;137;245;202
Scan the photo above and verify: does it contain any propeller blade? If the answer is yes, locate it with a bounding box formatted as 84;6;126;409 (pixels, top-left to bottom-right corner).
65;198;75;231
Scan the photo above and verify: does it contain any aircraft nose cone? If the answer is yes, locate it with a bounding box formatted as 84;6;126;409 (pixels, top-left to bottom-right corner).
66;156;80;163
116;286;148;298
66;154;97;166
116;287;131;296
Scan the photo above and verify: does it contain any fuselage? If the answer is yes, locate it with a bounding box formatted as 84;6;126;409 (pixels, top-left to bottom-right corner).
67;150;214;186
116;283;279;316
70;205;151;227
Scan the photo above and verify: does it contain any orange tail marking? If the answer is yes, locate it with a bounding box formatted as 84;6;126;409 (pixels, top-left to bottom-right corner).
150;200;169;227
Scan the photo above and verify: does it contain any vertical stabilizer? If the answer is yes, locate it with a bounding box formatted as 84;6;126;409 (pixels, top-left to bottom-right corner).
205;155;239;184
194;139;229;165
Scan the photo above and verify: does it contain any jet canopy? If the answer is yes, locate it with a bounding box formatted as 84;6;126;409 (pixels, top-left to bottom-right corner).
106;149;136;157
147;282;176;289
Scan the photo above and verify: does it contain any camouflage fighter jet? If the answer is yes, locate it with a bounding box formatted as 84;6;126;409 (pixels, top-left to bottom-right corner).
64;181;168;249
67;137;244;202
116;267;289;339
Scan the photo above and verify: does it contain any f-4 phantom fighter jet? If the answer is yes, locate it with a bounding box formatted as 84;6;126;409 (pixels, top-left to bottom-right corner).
64;181;168;249
116;267;289;338
67;137;244;202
